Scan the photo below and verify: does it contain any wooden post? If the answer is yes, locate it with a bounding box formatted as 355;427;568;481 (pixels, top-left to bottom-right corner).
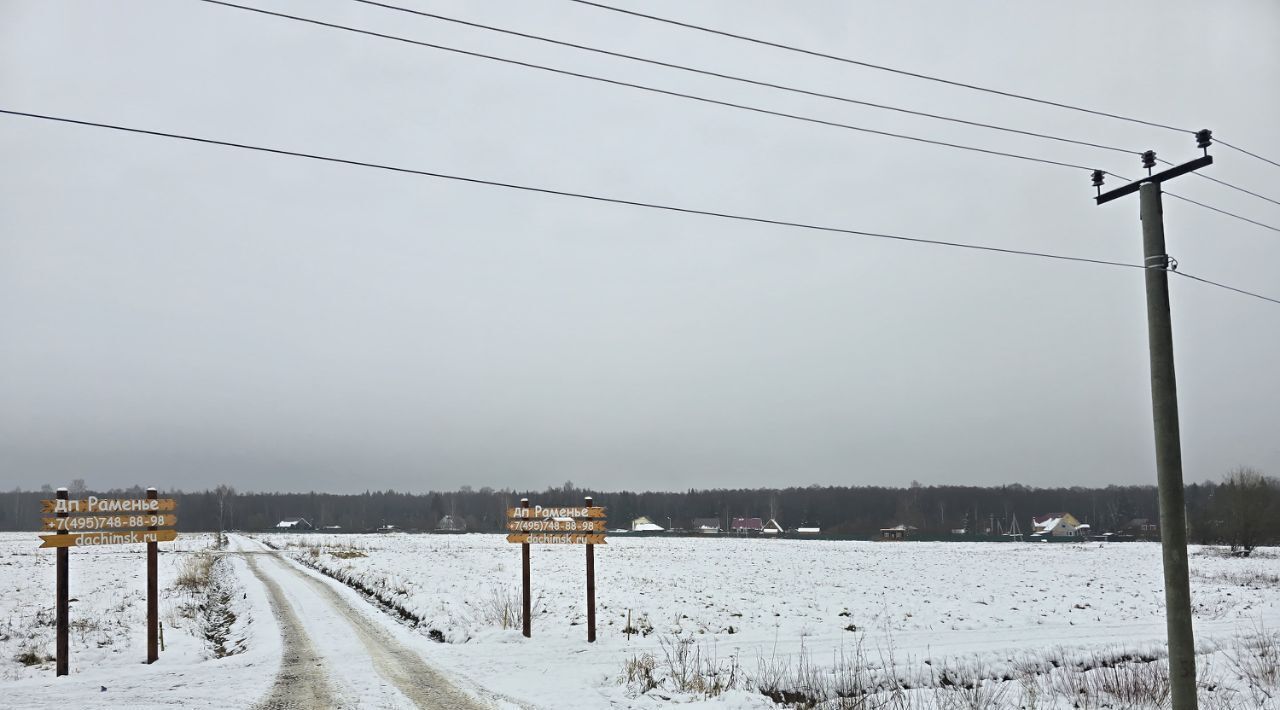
585;496;596;643
146;487;158;664
521;498;531;638
55;487;68;677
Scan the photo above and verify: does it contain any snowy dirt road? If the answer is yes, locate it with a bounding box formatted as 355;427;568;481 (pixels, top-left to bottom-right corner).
230;535;490;710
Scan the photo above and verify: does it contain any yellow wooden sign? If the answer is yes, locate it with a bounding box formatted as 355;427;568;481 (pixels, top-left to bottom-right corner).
39;529;178;548
506;533;606;545
507;519;606;532
41;497;177;514
41;515;176;531
506;506;606;519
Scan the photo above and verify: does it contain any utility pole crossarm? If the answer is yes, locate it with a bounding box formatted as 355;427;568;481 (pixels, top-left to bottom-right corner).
1095;155;1213;205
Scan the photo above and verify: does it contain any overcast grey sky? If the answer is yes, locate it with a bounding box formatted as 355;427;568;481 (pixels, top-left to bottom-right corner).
1;1;1277;494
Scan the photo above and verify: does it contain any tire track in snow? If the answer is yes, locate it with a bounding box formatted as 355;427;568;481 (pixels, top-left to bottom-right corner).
270;555;489;710
245;553;337;710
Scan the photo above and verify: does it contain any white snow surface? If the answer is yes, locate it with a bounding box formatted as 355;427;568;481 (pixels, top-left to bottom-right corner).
257;534;1280;708
4;531;1279;708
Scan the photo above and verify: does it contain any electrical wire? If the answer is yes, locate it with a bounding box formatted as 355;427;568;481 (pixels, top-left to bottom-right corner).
1190;172;1280;208
346;0;1143;159
1164;193;1280;234
567;0;1193;133
354;0;1280;212
196;0;1101;173
1174;271;1280;305
208;0;1280;235
1217;139;1280;171
569;0;1280;174
3;108;1277;307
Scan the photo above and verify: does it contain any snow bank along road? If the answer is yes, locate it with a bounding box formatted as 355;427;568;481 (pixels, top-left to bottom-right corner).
229;534;492;710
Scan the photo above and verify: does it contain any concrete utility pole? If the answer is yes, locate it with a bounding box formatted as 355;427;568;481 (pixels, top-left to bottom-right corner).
1095;136;1213;710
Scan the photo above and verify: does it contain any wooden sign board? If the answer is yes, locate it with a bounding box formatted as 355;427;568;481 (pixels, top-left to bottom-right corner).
42;515;176;531
507;533;606;545
506;506;605;520
41;497;177;514
39;529;178;549
508;519;606;533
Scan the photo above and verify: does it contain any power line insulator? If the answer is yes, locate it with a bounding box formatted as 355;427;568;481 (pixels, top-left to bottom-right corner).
1141;150;1157;174
1091;170;1105;195
1196;129;1213;155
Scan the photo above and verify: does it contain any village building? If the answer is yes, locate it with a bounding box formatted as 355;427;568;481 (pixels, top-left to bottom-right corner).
731;517;763;535
1030;512;1084;538
691;517;721;534
274;517;312;530
879;524;916;540
630;516;664;532
796;525;821;535
1123;518;1159;538
762;519;784;535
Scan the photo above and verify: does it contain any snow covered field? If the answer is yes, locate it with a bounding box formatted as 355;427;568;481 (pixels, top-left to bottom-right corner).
259;533;1280;708
2;532;1278;708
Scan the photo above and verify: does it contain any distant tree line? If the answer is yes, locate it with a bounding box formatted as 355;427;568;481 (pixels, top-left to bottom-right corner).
1;469;1275;546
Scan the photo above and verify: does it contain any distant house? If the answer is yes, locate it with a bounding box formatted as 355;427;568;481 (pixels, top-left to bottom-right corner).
376;524;397;533
1031;513;1084;538
731;517;763;535
321;524;342;531
692;518;721;534
631;516;664;532
275;518;312;530
880;524;916;540
762;519;784;535
795;525;821;535
435;515;466;534
1122;518;1159;537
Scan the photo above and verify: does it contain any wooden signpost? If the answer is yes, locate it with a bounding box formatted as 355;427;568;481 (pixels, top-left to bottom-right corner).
40;487;178;676
507;497;606;642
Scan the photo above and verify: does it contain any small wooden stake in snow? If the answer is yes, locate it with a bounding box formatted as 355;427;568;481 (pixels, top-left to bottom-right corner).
146;488;158;664
521;498;531;639
585;496;596;643
56;487;68;677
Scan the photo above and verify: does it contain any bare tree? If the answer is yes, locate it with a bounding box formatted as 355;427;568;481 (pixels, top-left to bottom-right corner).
215;484;236;532
1214;467;1276;555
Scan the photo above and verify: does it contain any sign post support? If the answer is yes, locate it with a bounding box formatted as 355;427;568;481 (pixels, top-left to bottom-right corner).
520;498;531;639
585;496;596;643
146;487;158;664
55;487;68;677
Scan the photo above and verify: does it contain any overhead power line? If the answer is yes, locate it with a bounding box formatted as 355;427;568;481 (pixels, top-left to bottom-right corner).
567;0;1193;133
1217;139;1280;171
206;1;1280;235
1164;193;1280;234
346;0;1142;159
197;0;1101;173
569;0;1280;173
1190;172;1280;208
3;108;1277;306
354;0;1280;212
